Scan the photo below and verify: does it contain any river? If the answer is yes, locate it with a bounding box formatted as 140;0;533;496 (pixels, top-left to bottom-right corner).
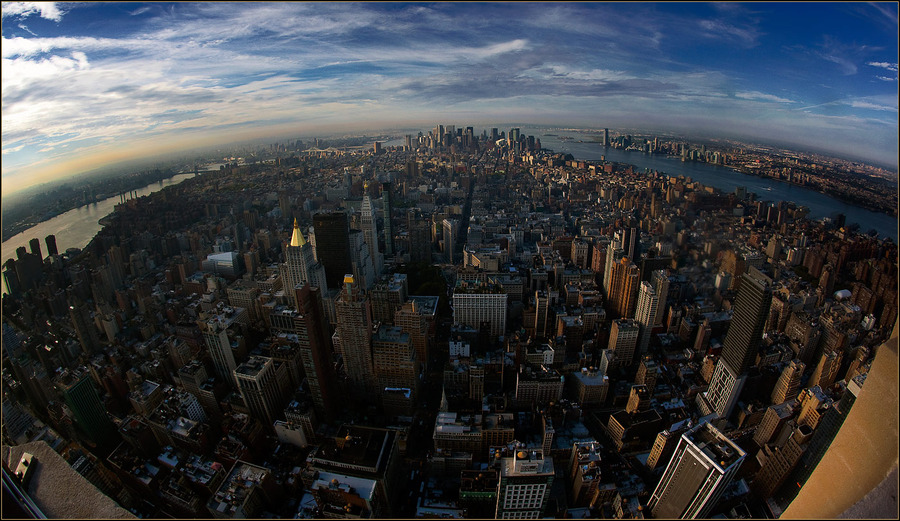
2;173;197;270
527;129;897;242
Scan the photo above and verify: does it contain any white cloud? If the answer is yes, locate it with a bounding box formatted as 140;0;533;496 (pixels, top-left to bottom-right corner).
536;65;629;82
1;2;64;22
698;19;761;47
847;100;898;112
17;24;37;37
876;76;896;82
735;91;795;103
867;61;899;72
1;144;27;155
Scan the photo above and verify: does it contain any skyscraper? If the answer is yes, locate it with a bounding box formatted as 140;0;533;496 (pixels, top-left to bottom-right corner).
752;424;813;498
282;219;328;307
507;127;520;147
495;449;554;519
234;356;283;427
619;227;639;263
382;181;394;256
55;367;119;448
361;184;383;275
534;290;550;339
372;325;418;398
395;300;429;371
45;234;58;257
651;269;670;326
313;212;352;289
701;268;773;419
608;257;640;318
808;349;842;390
29;237;42;259
634;281;659;356
294;283;337;422
443;218;460;264
334;274;376;397
609;318;640;369
603;245;625;296
648;421;746;519
452;279;508;342
370;273;409;325
771;360;805;405
407;209;431;264
349;229;376;290
200;317;238;387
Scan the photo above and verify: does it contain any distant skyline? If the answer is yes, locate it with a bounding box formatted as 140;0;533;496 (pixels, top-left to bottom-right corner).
2;2;898;198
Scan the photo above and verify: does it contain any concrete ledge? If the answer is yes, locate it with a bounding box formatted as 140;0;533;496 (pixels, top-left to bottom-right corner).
2;441;135;519
838;465;899;519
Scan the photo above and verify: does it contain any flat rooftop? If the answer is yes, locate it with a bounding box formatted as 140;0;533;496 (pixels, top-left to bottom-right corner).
687;422;746;468
310;425;394;476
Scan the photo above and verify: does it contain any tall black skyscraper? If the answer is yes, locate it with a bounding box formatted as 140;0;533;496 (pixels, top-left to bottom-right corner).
294;283;337;422
700;267;773;419
55;368;119;448
382;181;394;256
29;238;42;259
313;211;352;289
721;267;773;375
45;234;58;257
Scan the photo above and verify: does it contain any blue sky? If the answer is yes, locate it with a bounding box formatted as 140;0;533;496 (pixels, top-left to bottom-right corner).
2;2;898;196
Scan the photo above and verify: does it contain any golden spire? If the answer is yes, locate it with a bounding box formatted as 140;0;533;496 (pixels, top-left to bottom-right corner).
290;218;306;247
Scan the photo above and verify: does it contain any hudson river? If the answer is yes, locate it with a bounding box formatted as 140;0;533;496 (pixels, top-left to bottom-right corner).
2;173;196;269
528;129;897;243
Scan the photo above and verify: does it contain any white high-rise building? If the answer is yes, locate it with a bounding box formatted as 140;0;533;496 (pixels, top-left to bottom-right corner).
361;184;383;275
699;361;747;419
453;279;508;342
495;450;554;519
648;421;746;519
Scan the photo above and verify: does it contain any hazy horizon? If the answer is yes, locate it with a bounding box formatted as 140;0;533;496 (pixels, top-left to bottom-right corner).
3;2;898;197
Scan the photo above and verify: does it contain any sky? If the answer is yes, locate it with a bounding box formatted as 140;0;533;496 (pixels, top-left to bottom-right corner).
2;2;898;197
